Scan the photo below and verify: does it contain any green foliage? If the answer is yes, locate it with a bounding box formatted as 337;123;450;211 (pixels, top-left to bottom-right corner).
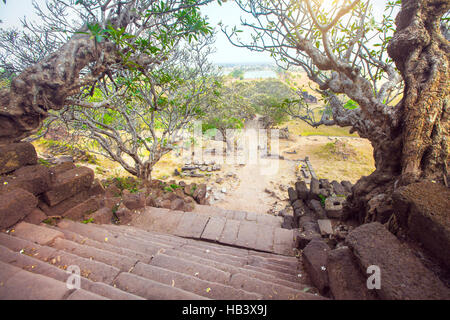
82;218;94;224
105;176;140;194
344;99;359;110
230;69;245;79
318;194;326;207
37;158;51;167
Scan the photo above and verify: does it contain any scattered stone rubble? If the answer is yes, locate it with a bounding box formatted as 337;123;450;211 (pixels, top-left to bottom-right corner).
282;176;450;300
0;142;212;230
175;160;222;178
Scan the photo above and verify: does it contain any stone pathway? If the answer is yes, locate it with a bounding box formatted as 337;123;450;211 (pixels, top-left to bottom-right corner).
131;206;296;256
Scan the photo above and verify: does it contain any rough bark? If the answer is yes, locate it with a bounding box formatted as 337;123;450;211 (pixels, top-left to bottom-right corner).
0;33;116;145
347;0;449;224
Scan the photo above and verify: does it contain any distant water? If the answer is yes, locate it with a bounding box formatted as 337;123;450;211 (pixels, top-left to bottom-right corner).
243;70;277;79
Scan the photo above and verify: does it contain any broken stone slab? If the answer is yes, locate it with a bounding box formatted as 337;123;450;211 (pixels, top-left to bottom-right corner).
331;180;347;196
294;228;322;249
393;181;450;270
324;196;345;219
181;166;197;171
327;246;377;300
38;191;90;217
0;164;52;196
340;180;353;193
88;179;105;197
309;178;320;200
288;187;298;203
24;208;47;225
42;166;94;206
308;199;327;219
63;197;101;220
115;204;133;225
346;222;450;300
122;191;146;210
0;142;37;175
295;181;309;200
319;179;331;192
302;239;330;294
91;207;113;224
317;219;333;236
0;188;38;229
192;184;207;205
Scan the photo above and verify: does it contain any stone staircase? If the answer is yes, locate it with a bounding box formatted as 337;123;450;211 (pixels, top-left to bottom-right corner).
130;205;294;256
0;220;325;300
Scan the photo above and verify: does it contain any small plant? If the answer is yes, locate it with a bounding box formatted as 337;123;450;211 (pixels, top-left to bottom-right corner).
37;158;51;167
82;217;94;224
318;194;327;207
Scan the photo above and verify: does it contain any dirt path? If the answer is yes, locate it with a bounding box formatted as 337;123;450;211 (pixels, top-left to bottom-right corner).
214;116;295;214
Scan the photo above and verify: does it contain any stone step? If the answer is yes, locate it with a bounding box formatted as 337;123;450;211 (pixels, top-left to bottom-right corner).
0;261;99;300
346;222;450;300
113;272;209;300
0;242;144;300
99;223;300;277
229;273;323;300
5;230;121;285
63;222;310;293
57;220;174;256
46;225;153;263
101;223;299;266
51;238;138;272
129;208;295;256
1;218;318;300
159;248;303;289
131;262;262;300
193;205;283;227
0;245;142;300
54;221;304;287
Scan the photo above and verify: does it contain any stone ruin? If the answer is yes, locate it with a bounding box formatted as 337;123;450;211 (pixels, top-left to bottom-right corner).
0;142;208;230
280;176;450;299
175;159;222;178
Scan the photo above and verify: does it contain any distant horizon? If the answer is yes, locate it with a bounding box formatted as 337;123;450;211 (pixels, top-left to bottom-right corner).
0;1;390;65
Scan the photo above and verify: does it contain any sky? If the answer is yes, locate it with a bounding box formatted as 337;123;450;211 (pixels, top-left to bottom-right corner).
0;0;389;64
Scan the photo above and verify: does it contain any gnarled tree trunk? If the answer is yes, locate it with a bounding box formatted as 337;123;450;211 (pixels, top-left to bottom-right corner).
347;0;449;225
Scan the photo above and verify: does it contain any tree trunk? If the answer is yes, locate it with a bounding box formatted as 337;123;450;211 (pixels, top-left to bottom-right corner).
346;0;449;226
0;33;116;145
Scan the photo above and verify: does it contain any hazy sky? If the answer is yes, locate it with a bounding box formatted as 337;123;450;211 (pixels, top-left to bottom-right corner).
0;0;389;64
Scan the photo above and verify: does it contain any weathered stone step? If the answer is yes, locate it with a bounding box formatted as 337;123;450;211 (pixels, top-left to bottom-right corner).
193;205;283;226
131;263;262;300
129;208;295;256
0;261;107;300
229;273;323;300
51;238;137;272
0;244;142;300
346;222;450;300
113;272;209;300
46;225;153;263
0;220;316;300
57;220;300;282
99;223;302;281
102;222;299;265
100;223;300;278
59;222;310;294
4;230;121;285
57;220;174;256
159;247;303;289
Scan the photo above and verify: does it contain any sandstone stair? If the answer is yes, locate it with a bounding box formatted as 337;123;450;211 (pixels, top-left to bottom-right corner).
130;206;294;256
0;221;324;300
